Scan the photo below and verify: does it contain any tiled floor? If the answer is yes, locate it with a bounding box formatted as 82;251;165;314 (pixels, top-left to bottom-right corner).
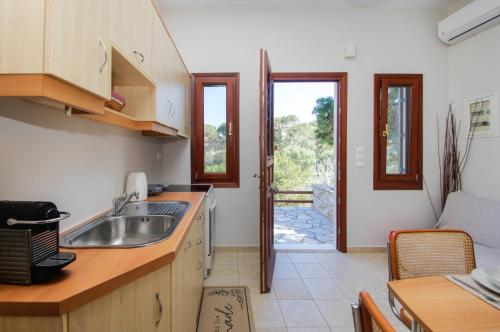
274;206;335;245
204;248;407;332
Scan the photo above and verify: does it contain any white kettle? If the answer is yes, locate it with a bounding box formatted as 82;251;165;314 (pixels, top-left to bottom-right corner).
126;172;148;201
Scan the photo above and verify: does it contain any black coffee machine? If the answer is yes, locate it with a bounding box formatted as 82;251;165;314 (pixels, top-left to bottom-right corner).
0;201;76;284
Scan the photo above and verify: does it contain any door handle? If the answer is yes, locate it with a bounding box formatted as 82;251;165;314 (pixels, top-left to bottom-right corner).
155;292;163;327
98;38;108;73
133;50;145;63
382;123;388;137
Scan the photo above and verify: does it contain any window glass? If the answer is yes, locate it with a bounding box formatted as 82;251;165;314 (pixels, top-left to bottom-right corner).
203;85;227;173
386;86;410;175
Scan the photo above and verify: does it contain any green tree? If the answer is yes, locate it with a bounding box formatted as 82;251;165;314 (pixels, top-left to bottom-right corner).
312;97;334;147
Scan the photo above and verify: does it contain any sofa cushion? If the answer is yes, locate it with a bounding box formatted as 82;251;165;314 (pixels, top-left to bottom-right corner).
436;191;500;250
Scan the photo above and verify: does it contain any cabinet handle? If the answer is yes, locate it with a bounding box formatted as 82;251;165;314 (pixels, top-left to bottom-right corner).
133;50;145;63
184;241;192;251
197;262;202;270
155;292;163;327
98;38;108;73
196;238;202;246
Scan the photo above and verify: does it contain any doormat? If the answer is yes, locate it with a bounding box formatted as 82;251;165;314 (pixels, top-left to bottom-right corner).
197;286;255;332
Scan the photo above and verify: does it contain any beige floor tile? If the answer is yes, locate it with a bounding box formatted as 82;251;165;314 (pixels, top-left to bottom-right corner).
336;276;387;301
240;279;276;300
345;254;375;264
213;251;238;265
238;252;260;265
313;252;348;264
288;252;319;264
321;263;358;279
239;263;260;280
237;246;260;253
279;300;328;328
256;328;288;332
215;246;237;253
273;279;312;300
276;252;292;264
329;327;354;332
273;264;300;279
207;263;239;282
294;263;330;278
288;328;332;332
253;299;286;328
203;278;240;286
347;261;387;278
316;299;355;327
303;278;346;300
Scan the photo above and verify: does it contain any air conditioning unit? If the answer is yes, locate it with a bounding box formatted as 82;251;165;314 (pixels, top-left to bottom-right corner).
438;0;500;45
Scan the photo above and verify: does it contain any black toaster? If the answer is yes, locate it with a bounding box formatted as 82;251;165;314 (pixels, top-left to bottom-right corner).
0;201;76;284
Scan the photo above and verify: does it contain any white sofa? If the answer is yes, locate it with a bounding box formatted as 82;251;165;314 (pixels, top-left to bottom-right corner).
436;191;500;267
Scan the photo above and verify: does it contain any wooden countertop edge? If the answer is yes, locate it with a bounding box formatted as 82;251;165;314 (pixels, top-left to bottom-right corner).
0;192;205;316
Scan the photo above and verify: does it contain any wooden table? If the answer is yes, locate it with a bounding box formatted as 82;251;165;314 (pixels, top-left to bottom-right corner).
388;276;500;332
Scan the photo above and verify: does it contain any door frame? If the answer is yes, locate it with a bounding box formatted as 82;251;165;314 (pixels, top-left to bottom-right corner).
271;72;348;252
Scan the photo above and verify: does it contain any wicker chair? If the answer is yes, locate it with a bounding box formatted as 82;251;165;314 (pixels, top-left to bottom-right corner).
352;291;396;332
387;229;476;329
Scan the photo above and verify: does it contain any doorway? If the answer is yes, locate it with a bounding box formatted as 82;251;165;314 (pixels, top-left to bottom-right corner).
272;73;347;252
272;79;338;250
259;51;347;292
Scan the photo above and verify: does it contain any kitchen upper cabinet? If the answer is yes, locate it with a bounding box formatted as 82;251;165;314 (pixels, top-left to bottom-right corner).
0;0;45;73
109;0;155;77
44;0;111;99
161;37;191;134
68;264;171;332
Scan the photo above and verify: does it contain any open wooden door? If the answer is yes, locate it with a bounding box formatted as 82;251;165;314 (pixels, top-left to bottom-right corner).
259;49;276;293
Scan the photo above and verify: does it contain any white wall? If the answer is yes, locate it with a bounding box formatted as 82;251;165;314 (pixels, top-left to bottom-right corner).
0;98;163;231
449;24;500;200
161;6;450;247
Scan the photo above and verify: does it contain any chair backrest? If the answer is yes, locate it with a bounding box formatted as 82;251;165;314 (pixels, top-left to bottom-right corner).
389;229;476;280
352;291;396;332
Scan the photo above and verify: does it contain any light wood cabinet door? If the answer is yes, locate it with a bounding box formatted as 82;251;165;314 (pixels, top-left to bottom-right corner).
109;0;154;77
0;0;45;74
152;14;174;126
171;205;205;332
68;265;171;332
44;0;111;99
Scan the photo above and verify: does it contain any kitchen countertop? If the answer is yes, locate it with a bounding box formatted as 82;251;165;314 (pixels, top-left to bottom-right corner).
0;192;205;316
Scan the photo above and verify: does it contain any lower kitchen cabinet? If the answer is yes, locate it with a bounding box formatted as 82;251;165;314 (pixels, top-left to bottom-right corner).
0;203;205;332
68;264;171;332
171;205;205;332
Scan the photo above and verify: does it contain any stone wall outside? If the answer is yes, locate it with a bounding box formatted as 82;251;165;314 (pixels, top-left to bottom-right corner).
312;184;335;221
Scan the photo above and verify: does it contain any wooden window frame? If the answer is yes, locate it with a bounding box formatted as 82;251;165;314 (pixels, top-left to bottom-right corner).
373;74;423;190
191;73;240;188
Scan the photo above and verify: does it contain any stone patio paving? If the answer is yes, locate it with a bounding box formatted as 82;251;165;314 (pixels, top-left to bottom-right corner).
274;206;335;245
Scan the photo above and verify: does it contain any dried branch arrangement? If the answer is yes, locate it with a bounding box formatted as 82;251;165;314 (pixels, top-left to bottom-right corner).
438;103;478;209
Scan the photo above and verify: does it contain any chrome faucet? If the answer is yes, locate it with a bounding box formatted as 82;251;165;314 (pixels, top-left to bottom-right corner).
112;191;139;216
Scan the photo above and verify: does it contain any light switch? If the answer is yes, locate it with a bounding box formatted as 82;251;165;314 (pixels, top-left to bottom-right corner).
355;146;365;161
356;160;365;168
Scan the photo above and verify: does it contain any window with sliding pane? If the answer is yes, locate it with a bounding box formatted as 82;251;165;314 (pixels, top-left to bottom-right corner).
191;73;240;188
373;74;423;190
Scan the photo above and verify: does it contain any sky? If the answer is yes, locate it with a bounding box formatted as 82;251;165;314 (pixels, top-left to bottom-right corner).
203;82;337;126
274;82;336;122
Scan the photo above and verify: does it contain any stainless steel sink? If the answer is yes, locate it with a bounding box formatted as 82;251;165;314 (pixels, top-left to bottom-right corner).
60;201;191;248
